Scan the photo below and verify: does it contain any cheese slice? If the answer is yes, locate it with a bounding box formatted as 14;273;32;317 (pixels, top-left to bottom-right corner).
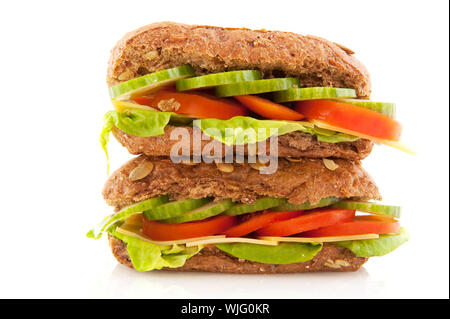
311;120;416;155
116;224;378;247
122;213;143;227
117;225;277;247
116;224;226;246
258;233;379;243
185;237;279;247
288;120;315;128
111;99;158;112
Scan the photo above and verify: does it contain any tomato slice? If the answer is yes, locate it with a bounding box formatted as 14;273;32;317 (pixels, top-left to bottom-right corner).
300;215;400;237
255;208;355;237
222;210;303;237
139;90;249;120
132;95;155;106
295;100;402;141
141;215;237;241
234;95;305;120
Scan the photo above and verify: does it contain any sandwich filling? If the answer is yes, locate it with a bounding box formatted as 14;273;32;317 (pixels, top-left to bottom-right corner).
100;65;412;170
90;195;408;272
89;64;410;272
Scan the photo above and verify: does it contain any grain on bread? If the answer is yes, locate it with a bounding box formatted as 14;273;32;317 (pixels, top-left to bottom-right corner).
107;22;371;97
103;155;381;209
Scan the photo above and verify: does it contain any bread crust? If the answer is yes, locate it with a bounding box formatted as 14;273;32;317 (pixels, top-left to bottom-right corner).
109;235;368;273
103;155;380;209
107;22;371;97
112;126;373;161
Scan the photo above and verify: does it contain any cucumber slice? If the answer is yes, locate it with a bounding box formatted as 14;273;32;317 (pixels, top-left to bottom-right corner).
176;70;261;91
273;87;356;102
271;197;341;212
215;78;299;97
224;197;287;216
109;65;196;100
86;195;169;239
119;195;170;215
162;199;234;224
331;201;401;218
332;99;396;118
144;198;211;220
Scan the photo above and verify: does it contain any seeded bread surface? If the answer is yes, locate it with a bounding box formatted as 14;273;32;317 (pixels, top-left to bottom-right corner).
103;155;381;209
107;22;371;97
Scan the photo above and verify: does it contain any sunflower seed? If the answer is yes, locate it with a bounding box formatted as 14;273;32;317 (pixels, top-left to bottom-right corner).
129;161;154;181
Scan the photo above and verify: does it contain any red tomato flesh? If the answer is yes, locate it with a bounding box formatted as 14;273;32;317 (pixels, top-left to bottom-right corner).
300;215;400;237
222;210;303;237
295;100;402;141
141;90;249;120
235;95;305;120
255;208;355;237
141;215;237;241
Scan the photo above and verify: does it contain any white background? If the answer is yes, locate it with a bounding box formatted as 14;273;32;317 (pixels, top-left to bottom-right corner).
0;0;448;299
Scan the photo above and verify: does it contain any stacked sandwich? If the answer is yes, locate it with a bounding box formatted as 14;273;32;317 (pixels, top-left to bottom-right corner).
88;22;409;273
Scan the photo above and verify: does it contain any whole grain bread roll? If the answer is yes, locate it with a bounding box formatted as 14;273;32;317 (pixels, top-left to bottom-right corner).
107;22;371;97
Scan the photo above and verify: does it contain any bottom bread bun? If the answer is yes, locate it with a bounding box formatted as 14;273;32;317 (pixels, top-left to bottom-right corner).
108;235;368;273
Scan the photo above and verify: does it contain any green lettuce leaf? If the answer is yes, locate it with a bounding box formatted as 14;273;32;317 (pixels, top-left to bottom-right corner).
215;242;323;264
100;110;360;145
100;110;359;166
334;227;409;257
100;110;172;171
108;225;202;272
196;117;358;145
316;132;359;143
194;117;316;146
310;126;359;143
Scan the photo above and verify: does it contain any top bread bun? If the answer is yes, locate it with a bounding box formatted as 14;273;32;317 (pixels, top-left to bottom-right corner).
107;22;371;97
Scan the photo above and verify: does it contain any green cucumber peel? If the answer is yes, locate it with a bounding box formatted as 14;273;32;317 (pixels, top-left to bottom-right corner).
144;198;212;220
86;195;169;239
331;201;401;218
109;65;195;100
271;197;342;212
273;87;357;102
162;199;234;224
215;78;300;97
334;227;409;257
224;197;287;216
176;70;261;91
215;242;323;264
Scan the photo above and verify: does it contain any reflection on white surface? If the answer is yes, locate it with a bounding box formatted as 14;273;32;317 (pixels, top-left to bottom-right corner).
86;239;448;299
89;264;388;299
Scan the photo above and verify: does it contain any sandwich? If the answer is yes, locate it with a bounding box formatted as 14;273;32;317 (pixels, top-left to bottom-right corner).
87;22;410;273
